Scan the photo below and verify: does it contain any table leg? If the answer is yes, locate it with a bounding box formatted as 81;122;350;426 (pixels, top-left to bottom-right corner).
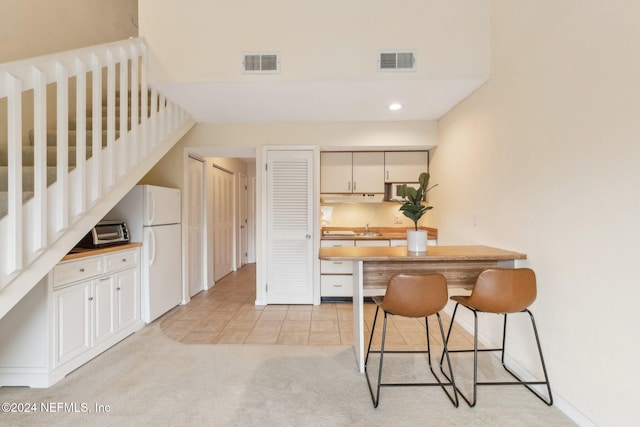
352;260;365;373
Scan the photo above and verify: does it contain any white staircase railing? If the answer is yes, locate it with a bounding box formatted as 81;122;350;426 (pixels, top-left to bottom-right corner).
0;38;194;319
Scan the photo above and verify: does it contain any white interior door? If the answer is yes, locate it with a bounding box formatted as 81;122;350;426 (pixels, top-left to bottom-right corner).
239;174;248;267
188;156;204;297
212;165;234;282
266;149;314;304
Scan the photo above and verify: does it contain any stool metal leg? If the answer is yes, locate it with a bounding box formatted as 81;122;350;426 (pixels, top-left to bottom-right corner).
365;306;385;408
497;310;553;406
442;304;553;407
434;313;459;406
366;307;458;408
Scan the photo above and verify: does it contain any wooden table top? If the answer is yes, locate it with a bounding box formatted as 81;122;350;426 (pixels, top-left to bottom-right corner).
318;245;527;262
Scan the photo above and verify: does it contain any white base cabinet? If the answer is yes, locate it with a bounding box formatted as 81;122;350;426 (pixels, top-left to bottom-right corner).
0;246;143;388
320;240;354;297
321;239;390;297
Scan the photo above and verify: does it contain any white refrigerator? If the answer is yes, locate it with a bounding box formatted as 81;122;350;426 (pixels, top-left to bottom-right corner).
106;185;182;323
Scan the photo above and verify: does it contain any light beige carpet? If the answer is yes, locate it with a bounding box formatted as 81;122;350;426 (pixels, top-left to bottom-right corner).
0;323;575;426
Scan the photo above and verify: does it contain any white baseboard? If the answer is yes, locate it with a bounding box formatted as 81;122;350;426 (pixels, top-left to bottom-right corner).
442;304;595;427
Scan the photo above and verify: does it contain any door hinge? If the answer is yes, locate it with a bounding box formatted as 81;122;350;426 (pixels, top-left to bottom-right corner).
266;283;268;292
265;163;268;171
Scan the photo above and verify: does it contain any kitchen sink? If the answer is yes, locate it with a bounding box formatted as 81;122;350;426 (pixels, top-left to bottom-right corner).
355;232;382;237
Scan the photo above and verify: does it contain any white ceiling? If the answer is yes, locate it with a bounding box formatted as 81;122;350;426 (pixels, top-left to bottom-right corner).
156;78;487;123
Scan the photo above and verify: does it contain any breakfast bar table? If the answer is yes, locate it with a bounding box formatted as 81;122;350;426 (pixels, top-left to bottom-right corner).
318;245;527;372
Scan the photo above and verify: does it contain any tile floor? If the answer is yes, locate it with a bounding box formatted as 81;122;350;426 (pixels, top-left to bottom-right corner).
159;263;475;349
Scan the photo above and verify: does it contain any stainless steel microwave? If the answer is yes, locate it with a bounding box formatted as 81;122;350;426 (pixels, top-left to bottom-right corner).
383;182;421;202
76;220;129;248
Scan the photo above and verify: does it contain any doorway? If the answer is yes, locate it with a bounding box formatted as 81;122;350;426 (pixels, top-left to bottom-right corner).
183;147;256;301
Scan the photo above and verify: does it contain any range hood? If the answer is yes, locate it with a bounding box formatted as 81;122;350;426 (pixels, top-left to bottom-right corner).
320;193;384;204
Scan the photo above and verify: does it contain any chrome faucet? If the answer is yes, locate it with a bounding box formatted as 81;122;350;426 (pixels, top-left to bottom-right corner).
365;223;369;233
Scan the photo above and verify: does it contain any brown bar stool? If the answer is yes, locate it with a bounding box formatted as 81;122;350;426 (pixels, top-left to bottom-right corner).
365;273;458;408
442;268;553;407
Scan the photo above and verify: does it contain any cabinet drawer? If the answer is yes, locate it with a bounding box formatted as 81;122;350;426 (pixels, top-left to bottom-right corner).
105;249;139;273
53;257;103;288
355;240;390;247
320;239;355;247
321;275;353;297
321;259;353;274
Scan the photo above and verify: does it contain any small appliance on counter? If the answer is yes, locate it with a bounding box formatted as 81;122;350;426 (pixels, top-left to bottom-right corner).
75;220;130;248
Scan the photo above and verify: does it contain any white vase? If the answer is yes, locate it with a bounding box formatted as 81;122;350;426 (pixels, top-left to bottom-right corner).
406;230;428;253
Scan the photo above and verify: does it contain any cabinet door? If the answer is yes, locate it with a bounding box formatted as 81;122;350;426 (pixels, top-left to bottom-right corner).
320;152;352;193
352;152;384;193
54;282;92;367
115;268;139;331
384;151;428;183
93;276;115;347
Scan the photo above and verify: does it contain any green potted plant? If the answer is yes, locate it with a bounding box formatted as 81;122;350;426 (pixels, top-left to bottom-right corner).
396;172;437;252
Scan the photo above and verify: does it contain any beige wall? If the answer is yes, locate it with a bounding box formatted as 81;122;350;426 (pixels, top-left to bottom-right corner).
0;0;138;63
141;120;437;190
0;0;138;145
139;0;489;83
432;1;640;425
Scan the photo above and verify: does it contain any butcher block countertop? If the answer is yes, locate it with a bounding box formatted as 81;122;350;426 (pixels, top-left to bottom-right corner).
62;242;142;261
318;245;526;262
321;226;438;241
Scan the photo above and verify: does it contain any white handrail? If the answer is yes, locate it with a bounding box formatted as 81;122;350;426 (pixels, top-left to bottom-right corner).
0;38;193;301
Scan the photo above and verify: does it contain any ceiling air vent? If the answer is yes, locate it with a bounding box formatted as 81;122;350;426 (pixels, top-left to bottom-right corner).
378;51;416;71
243;53;280;73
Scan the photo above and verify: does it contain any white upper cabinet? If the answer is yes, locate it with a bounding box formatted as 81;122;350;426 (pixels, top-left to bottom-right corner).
321;152;384;193
352;152;384;193
321;152;353;193
384;151;429;183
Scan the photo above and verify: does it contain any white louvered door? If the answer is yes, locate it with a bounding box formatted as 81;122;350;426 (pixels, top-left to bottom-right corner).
266;150;314;304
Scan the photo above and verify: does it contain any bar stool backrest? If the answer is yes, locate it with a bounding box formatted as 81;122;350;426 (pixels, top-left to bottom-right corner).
380;273;448;318
467;268;537;313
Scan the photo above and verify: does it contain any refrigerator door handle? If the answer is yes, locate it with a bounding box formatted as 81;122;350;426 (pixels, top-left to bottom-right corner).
147;188;156;225
146;228;157;266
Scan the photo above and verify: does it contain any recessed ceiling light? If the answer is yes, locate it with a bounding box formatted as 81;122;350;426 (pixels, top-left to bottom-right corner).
389;103;402;111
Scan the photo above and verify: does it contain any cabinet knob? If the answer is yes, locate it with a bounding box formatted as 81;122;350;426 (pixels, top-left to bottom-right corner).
88;297;94;301
122;258;127;262
116;287;121;291
79;268;85;272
